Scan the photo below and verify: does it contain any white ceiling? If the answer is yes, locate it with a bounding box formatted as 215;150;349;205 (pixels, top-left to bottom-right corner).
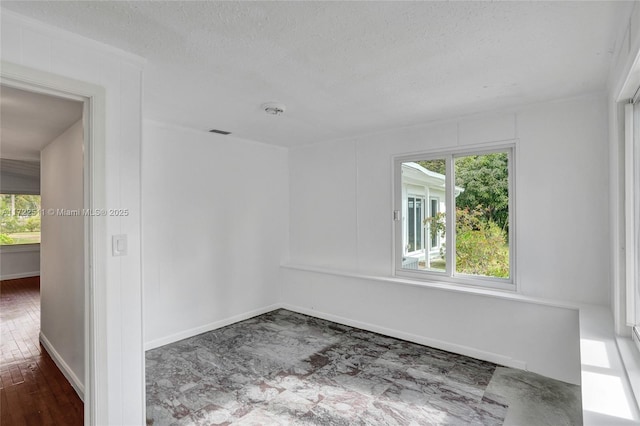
0;1;631;147
0;85;83;161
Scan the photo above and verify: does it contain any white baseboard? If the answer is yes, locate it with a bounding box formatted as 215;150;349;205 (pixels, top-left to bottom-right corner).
144;302;527;372
280;303;527;371
144;304;282;350
1;271;39;281
39;332;84;401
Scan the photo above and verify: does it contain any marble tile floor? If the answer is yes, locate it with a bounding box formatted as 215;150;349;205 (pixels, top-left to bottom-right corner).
146;309;581;425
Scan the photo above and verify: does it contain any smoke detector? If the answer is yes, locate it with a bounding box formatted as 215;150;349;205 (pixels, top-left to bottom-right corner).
262;102;286;116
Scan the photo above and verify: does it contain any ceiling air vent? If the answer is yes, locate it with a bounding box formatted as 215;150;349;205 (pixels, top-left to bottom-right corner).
209;129;231;135
262;102;286;116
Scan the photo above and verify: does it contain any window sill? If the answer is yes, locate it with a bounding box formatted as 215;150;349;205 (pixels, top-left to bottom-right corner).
395;268;514;292
0;244;41;253
281;263;580;311
616;334;640;413
579;306;640;423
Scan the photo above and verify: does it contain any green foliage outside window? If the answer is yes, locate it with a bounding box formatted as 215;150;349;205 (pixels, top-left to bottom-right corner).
421;152;510;279
455;153;509;232
424;208;509;278
0;234;14;245
455;208;509;278
1;194;41;245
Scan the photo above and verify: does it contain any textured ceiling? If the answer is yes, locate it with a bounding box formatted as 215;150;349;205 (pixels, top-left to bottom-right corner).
0;1;630;147
0;85;83;161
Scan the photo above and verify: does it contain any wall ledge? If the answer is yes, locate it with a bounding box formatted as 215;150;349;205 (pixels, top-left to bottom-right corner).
281;263;582;311
579;306;640;424
616;335;640;414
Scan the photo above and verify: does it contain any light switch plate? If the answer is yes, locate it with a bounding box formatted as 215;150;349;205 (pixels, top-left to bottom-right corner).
112;234;127;256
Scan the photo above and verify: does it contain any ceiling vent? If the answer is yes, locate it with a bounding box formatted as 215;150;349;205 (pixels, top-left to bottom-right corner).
209;129;231;135
262;102;286;116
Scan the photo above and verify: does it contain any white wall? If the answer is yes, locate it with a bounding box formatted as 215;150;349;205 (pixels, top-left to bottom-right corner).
40;119;84;394
1;11;144;425
516;97;609;303
284;94;609;384
143;121;289;348
0;245;39;280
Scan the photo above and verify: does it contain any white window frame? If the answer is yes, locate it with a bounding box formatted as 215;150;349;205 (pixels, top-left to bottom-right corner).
393;144;516;291
625;101;640;345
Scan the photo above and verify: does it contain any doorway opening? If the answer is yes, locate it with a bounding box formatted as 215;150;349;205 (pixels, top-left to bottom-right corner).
1;83;85;424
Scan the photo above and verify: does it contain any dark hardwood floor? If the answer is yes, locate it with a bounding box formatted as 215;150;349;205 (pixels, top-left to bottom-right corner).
0;277;83;425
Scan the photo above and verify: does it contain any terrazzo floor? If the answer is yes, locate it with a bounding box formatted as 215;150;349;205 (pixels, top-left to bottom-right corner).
146;309;582;425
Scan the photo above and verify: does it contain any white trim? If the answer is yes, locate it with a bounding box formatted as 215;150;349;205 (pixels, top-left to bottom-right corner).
40;331;85;401
279;302;527;370
0;271;39;281
1;60;107;426
507;147;516;287
393;139;518;161
144;304;281;351
392;154;401;274
625;103;637;326
139;75;148;426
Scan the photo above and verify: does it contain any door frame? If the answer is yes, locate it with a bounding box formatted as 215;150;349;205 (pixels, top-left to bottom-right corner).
2;61;107;425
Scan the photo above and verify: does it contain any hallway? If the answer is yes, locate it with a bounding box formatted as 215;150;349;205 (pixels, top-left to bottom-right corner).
0;277;83;425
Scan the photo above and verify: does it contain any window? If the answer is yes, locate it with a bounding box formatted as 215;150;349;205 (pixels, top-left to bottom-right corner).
395;147;514;289
625;101;640;348
1;194;41;245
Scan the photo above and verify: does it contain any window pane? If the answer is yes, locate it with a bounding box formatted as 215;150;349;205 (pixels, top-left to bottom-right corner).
454;153;509;278
401;160;446;271
1;194;41;245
